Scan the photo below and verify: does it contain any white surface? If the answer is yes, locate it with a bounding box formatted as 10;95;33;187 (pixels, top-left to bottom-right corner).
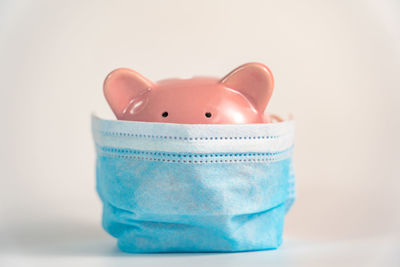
1;222;399;267
1;0;399;266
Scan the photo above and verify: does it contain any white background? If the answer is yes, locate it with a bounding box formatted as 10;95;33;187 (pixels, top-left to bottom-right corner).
0;0;399;266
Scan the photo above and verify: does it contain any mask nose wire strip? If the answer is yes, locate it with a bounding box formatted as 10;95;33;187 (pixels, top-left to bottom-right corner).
91;114;295;154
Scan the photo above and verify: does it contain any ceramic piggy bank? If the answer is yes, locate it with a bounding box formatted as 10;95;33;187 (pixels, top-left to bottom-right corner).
104;63;274;124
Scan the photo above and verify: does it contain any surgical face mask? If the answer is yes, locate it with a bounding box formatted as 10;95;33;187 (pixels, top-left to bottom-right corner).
92;115;296;253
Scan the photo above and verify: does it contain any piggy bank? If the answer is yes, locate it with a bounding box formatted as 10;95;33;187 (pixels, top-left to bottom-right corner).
104;63;274;124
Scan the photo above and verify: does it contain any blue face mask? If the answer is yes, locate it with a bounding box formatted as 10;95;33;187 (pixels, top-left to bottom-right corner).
92;115;296;253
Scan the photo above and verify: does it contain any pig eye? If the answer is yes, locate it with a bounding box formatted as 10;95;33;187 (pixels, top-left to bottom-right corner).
162;111;169;117
205;112;212;118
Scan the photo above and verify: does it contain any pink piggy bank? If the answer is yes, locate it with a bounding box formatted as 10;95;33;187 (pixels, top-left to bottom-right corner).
104;63;274;124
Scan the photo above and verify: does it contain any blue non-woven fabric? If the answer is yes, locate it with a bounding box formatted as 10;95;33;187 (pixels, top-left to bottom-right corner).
92;115;296;253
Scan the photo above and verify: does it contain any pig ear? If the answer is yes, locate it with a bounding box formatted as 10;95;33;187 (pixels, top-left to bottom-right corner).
220;63;274;113
103;68;154;119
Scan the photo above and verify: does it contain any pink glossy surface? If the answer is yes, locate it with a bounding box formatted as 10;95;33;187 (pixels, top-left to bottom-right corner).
103;63;274;124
